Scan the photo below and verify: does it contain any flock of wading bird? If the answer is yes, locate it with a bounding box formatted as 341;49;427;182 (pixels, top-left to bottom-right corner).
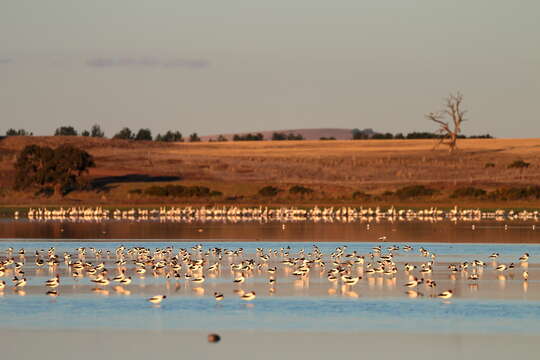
16;206;540;222
0;243;532;303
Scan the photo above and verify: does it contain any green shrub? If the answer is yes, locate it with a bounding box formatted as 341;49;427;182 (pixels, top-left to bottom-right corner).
144;186;169;197
395;185;437;199
289;185;314;195
258;186;281;197
143;185;219;197
128;188;143;194
508;160;530;169
485;162;495;168
450;187;487;198
352;191;372;200
489;186;540;200
14;144;95;195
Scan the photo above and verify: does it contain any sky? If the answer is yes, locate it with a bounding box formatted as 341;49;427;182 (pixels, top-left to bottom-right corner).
1;0;539;137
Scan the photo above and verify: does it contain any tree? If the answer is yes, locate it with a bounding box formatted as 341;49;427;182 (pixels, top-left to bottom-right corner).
14;144;95;195
351;128;369;140
189;133;201;142
233;133;264;141
6;129;32;136
272;132;287;141
155;130;183;142
54;126;78;136
81;130;90;137
135;128;152;141
113;127;134;140
287;133;304;140
90;124;105;138
426;92;467;152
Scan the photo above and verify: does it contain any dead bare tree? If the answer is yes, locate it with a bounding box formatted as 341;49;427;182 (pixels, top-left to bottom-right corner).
426;92;467;152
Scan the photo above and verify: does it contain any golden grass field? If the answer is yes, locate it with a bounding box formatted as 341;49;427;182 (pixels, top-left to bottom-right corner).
1;136;540;208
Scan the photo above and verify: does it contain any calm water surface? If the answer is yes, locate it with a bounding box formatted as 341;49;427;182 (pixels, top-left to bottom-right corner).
1;219;539;335
1;218;539;242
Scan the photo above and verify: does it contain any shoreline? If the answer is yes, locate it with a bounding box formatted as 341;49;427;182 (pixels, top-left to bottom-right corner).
1;238;540;244
2;201;540;211
1;328;539;360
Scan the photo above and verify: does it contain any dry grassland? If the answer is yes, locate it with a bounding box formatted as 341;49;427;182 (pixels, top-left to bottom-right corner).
1;136;540;207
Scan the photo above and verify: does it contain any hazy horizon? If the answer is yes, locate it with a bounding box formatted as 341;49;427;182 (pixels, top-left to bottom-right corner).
1;1;539;138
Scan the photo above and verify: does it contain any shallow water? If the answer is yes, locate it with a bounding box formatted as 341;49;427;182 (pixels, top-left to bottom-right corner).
0;238;539;335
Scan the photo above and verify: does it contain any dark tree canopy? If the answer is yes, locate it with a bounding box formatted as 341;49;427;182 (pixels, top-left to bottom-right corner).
81;130;90;137
14;144;95;195
6;129;33;136
234;133;264;141
155;130;183;142
113;127;134;140
90;124;105;138
189;133;201;142
54;126;78;136
135;128;152;141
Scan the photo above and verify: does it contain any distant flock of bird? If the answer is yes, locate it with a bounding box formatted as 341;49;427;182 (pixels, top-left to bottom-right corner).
14;206;540;223
0;243;532;304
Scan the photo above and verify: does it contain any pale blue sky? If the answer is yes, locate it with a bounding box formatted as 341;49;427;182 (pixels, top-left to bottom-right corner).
1;0;538;137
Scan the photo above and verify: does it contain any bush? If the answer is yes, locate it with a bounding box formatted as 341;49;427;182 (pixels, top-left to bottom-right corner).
113;127;134;140
320;137;336;140
14;144;95;195
128;189;143;194
352;191;372;200
508;160;530;169
485;162;496;168
135;128;152;141
6;129;32;136
395;185;437;199
54;126;78;136
450;187;487;199
406;132;440;139
258;186;281;197
90;124;105;138
372;132;394;139
155;130;183;142
351;128;371;140
289;185;314;195
189;133;201;142
489;186;540;200
144;186;169;197
234;133;264;141
143;185;219;197
272;132;303;141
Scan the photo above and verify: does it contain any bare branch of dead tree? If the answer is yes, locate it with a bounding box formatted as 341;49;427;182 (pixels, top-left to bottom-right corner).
426;92;467;152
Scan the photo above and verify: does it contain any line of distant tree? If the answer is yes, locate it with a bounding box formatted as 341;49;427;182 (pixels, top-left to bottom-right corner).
233;133;264;141
271;132;304;141
352;128;492;140
209;132;305;141
3;125;492;142
6;129;33;136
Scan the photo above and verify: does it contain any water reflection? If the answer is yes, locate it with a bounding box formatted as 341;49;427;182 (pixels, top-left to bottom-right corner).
1;218;539;243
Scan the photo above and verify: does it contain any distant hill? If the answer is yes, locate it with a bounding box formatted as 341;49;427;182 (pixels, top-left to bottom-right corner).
201;128;375;141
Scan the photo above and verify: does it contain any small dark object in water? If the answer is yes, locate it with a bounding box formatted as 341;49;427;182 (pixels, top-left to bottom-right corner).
208;333;221;343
